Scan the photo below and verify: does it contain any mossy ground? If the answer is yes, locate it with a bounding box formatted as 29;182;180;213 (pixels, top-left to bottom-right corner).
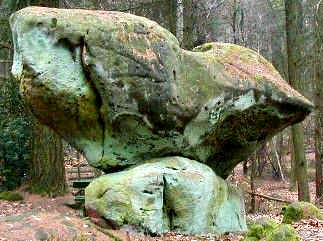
282;202;323;224
268;224;300;241
0;191;23;201
244;219;300;241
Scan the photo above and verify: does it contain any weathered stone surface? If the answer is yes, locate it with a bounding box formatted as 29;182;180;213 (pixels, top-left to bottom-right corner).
85;156;247;235
10;7;313;177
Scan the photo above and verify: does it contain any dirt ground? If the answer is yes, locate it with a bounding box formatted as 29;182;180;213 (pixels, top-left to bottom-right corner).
0;193;114;241
0;192;245;241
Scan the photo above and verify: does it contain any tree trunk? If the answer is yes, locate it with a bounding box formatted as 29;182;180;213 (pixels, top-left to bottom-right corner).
232;0;238;44
285;0;310;202
270;138;285;181
166;0;176;37
175;0;184;45
28;119;66;196
250;152;257;214
289;130;297;190
183;0;194;49
0;1;12;79
278;133;287;168
243;161;248;176
314;0;323;200
291;124;310;201
270;19;288;80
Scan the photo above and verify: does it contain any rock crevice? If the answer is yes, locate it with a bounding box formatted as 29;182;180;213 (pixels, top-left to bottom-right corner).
79;37;106;165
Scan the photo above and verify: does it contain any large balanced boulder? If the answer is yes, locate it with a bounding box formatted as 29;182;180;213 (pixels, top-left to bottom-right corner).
10;7;314;236
10;7;313;178
85;156;247;235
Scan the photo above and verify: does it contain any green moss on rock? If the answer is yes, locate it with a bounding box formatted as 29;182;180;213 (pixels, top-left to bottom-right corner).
0;191;23;201
282;202;323;224
192;43;215;52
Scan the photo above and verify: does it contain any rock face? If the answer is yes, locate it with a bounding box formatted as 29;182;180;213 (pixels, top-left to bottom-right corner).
10;7;313;178
10;7;313;235
85;156;247;235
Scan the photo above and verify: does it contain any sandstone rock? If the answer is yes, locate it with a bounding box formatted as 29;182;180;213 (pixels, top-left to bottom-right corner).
10;7;313;177
85;156;247;235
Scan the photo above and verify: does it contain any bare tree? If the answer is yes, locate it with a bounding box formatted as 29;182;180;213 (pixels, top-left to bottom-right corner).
314;0;323;201
285;0;310;202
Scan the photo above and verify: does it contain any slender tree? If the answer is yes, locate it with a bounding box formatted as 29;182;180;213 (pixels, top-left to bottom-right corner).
285;0;310;202
165;0;185;47
268;0;288;79
314;0;323;200
250;153;257;213
176;0;184;45
183;0;194;49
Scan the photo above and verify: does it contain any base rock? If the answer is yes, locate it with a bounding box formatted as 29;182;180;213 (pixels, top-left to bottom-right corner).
85;156;247;235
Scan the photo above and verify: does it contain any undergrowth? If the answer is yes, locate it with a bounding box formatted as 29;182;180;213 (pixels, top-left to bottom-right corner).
0;191;23;201
46;233;94;241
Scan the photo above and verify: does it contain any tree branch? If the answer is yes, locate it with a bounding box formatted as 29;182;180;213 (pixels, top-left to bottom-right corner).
246;191;292;203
